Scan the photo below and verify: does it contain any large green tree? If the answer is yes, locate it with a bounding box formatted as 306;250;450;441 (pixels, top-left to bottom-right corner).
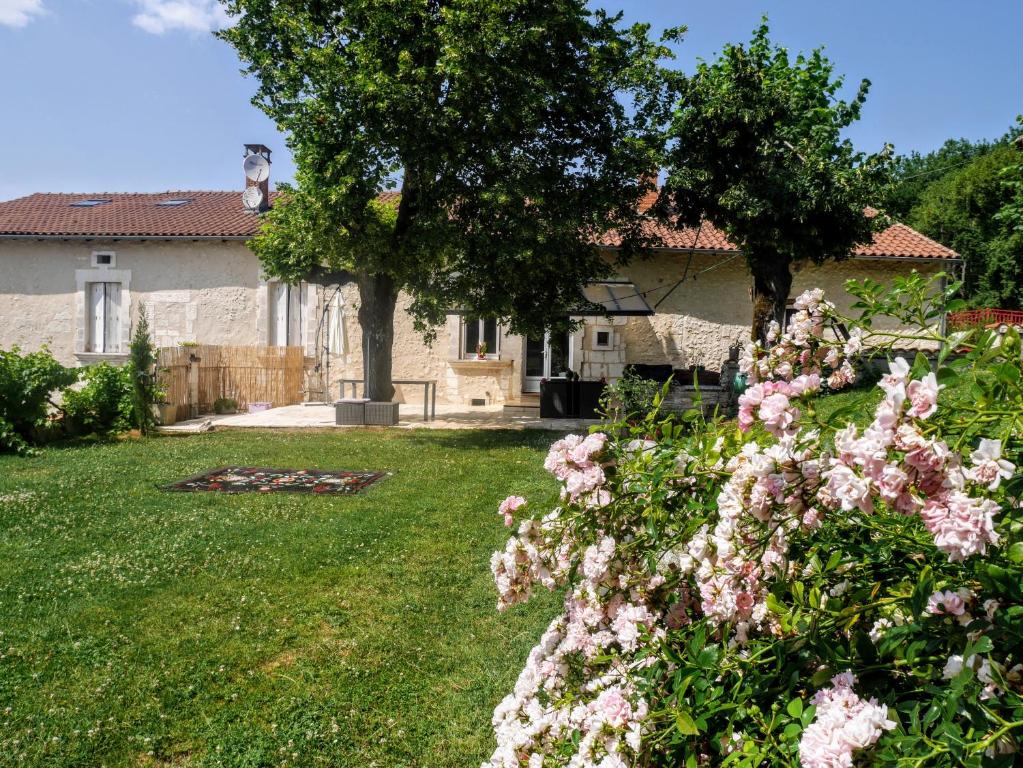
907;141;1021;306
884;119;1023;221
986;117;1023;308
659;21;892;340
883;137;995;220
219;0;671;400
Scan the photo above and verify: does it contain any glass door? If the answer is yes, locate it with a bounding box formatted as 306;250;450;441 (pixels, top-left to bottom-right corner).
522;331;572;393
548;331;571;378
523;336;546;393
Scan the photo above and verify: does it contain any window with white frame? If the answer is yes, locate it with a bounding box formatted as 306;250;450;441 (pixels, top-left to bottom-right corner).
268;282;306;346
86;282;123;353
462;316;500;358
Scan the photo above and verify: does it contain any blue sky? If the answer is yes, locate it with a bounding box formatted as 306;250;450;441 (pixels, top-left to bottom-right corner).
0;0;1020;201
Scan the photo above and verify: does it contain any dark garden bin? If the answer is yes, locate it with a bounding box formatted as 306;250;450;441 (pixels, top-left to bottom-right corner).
540;379;605;418
540;378;572;417
576;381;606;419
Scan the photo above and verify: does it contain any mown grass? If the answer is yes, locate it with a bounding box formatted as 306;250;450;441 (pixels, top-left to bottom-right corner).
0;429;563;768
812;369;975;427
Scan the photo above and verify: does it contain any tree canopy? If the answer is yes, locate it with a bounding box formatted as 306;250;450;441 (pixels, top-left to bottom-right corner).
906;144;1018;303
220;0;672;399
878;117;1023;309
896;116;1023;309
658;21;893;340
882;137;997;221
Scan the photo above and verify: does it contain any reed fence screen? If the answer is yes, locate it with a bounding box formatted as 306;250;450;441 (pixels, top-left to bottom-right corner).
157;345;307;420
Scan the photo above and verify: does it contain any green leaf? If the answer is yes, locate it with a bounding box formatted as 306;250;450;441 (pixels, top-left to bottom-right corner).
792;581;805;605
912;351;931;378
675;709;700;736
1009;542;1023;564
968;635;994;656
824;550;843;572
786;698;803;718
811;668;832;687
910;565;934;617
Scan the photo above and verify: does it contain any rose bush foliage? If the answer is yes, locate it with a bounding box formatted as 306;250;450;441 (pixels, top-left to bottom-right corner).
484;272;1023;768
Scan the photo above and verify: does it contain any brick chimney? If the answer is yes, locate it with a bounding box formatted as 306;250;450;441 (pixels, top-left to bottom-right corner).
638;170;659;212
243;144;272;212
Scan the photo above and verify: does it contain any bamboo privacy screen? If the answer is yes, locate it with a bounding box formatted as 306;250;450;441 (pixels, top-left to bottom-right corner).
157;345;307;419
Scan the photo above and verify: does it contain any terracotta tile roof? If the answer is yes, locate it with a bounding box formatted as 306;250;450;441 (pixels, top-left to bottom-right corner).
0;189;956;260
852;221;958;260
0;191;279;238
600;216;958;261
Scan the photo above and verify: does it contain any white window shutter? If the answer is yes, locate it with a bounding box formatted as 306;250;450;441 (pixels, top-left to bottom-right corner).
300;284;307;346
104;282;121;353
287;284;304;347
270;283;286;346
268;283;277;345
88;283;104;352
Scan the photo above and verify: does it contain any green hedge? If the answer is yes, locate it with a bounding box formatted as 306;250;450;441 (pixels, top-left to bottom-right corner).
62;363;134;438
0;346;78;454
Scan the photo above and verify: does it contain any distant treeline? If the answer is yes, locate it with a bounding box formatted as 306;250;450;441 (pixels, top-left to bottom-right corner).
882;119;1023;309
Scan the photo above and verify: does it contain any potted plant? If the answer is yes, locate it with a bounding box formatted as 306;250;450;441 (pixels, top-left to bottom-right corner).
476;341;488;360
213;397;238;415
152;365;176;425
156;401;177;426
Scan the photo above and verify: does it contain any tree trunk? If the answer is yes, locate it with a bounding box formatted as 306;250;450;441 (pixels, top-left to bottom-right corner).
357;272;398;402
750;255;793;343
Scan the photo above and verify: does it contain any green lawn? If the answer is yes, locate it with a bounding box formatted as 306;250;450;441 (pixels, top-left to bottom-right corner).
0;429;562;768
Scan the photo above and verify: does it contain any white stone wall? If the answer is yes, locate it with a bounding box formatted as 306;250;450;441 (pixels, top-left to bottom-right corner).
579;317;628;382
0;238;952;404
315;286;527;405
0;239;263;366
315;252;948;404
619;252;948;372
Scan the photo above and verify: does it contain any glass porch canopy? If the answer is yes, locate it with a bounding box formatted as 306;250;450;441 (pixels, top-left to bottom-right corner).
446;281;654;317
576;281;654;316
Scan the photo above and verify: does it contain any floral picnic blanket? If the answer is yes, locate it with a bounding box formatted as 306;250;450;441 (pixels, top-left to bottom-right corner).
163;466;387;495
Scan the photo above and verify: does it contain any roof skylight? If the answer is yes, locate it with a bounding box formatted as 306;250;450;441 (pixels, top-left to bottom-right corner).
156;199;193;207
69;199;112;208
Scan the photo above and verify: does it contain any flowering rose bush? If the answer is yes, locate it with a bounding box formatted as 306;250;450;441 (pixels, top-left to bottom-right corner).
484;272;1023;768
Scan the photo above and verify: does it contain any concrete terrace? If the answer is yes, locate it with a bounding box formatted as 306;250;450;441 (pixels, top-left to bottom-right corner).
160;402;600;433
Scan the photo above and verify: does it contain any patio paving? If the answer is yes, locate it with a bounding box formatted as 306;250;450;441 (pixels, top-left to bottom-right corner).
160;402;600;433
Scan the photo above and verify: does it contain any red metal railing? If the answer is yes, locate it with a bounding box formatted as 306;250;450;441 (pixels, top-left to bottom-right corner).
948;309;1023;329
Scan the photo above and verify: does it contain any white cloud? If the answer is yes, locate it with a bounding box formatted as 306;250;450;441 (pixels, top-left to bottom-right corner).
132;0;230;35
0;0;45;28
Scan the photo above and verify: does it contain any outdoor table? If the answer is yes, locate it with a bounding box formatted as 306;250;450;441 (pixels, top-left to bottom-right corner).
338;378;437;421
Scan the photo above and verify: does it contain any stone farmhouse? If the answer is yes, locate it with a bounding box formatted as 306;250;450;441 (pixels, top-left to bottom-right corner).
0;151;959;408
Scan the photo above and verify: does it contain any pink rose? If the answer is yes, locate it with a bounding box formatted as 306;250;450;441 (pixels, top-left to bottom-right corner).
967;438;1015;491
596;687;633;729
498;495;526;527
926;589;966;616
906;372;941;419
758;392;798;437
735;591;756;615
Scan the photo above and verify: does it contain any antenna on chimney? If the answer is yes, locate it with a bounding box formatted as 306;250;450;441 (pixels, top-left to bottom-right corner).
242;144;272;212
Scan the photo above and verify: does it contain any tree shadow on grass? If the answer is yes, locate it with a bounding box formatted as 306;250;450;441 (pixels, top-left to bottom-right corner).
9;431;131;457
399;428;566;453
